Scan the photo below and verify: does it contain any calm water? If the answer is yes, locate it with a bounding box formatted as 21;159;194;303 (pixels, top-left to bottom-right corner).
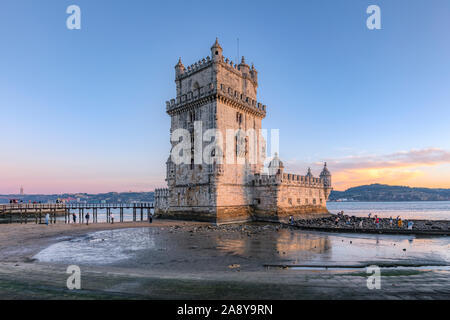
328;201;450;220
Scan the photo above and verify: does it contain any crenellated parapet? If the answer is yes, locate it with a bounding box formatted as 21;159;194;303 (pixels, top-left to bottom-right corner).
154;188;169;213
217;83;266;117
252;172;326;188
216;56;258;87
155;188;169;197
165;82;267;117
166;82;217;114
280;173;324;187
175;56;212;80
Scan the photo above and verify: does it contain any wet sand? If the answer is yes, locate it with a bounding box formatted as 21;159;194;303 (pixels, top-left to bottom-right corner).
0;220;207;262
0;220;449;299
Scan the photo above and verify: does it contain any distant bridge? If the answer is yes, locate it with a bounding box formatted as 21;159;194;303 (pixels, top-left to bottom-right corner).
0;203;155;224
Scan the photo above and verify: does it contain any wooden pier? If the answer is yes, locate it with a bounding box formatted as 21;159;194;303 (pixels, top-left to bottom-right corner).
0;203;154;224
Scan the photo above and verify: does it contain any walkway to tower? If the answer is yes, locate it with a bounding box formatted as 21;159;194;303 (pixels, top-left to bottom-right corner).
0;203;154;224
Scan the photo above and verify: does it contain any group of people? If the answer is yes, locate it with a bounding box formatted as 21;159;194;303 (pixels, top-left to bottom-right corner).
70;212;107;225
369;213;414;230
329;211;415;230
334;211;352;226
68;212;154;225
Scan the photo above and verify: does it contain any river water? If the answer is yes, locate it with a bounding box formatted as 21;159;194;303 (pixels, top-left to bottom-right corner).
328;201;450;220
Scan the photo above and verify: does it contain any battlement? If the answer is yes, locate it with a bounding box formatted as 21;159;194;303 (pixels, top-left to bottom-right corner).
281;173;324;187
176;56;212;80
252;172;325;188
175;54;257;80
165;82;266;117
155;188;169;197
166;82;216;112
217;56;258;86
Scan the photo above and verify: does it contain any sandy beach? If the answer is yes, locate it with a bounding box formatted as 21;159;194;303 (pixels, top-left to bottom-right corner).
0;220;449;299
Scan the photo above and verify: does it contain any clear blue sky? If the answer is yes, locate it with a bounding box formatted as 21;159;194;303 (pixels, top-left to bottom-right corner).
1;0;450;193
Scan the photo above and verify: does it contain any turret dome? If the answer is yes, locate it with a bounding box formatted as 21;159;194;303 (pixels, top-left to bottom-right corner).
268;153;284;168
320;162;331;177
268;153;284;175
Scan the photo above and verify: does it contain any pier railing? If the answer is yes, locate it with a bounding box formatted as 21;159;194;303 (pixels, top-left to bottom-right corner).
0;203;155;225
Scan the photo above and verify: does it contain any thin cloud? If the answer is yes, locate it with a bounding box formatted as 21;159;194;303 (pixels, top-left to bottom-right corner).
283;148;450;190
320;148;450;171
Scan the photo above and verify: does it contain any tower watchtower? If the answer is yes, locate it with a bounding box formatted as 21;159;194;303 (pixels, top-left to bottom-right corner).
158;39;332;224
164;39;267;223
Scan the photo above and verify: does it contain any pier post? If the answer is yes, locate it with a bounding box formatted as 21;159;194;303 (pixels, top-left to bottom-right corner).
39;208;42;224
25;208;28;224
140;206;143;221
120;207;123;222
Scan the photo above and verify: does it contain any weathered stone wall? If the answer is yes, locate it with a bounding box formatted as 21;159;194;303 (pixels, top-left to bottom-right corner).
154;188;169;214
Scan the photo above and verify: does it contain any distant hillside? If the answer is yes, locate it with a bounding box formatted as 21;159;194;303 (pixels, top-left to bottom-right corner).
330;184;450;202
0;192;154;204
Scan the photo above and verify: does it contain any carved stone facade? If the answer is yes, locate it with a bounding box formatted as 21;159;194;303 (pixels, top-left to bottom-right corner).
155;39;332;224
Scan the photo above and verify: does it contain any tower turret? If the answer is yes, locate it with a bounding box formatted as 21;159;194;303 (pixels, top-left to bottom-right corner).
175;57;185;78
320;162;332;188
268;153;284;175
239;56;250;75
250;63;258;86
211;38;223;62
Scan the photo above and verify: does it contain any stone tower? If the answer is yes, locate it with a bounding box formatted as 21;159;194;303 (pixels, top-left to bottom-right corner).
157;39;332;224
163;38;267;223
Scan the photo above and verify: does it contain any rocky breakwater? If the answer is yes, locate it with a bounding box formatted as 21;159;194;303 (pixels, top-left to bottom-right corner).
291;214;449;235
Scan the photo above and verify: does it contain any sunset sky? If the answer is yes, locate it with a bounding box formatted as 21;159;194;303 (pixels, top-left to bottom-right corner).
1;0;450;194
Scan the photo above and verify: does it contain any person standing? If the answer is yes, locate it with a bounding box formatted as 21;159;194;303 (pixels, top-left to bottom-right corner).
45;213;50;226
72;213;77;224
111;213;115;224
389;216;393;228
375;216;380;229
85;212;90;225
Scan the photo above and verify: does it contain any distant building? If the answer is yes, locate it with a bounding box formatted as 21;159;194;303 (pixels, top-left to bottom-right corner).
19;186;24;195
155;39;332;224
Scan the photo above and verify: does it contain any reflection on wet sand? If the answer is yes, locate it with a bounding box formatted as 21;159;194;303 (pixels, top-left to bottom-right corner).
34;225;450;270
215;229;332;264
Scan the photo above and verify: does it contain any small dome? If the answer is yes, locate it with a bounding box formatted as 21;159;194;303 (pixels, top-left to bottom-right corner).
306;167;313;178
320;162;331;176
268;153;284;169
